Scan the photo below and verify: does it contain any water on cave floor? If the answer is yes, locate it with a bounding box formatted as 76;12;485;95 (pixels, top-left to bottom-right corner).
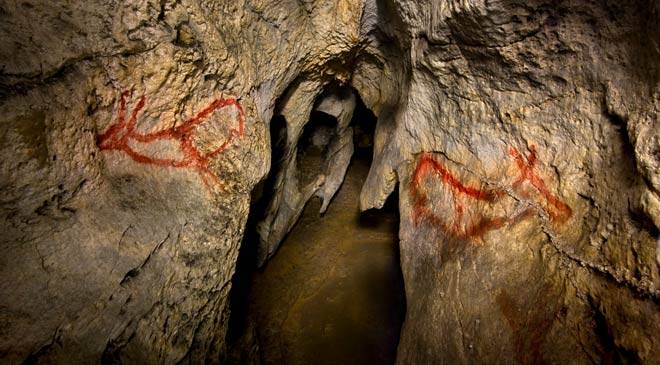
238;152;406;365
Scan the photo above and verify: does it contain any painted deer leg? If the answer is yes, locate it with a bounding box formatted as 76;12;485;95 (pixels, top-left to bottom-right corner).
509;146;572;223
97;90;130;149
97;90;246;193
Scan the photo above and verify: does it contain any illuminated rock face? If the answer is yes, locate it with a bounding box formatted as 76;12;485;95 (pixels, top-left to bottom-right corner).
362;2;659;364
0;0;657;363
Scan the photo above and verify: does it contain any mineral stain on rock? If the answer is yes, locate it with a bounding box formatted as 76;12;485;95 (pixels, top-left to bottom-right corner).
11;111;49;168
496;286;560;365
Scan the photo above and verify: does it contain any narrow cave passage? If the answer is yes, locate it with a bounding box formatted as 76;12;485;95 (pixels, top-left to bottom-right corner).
226;96;406;364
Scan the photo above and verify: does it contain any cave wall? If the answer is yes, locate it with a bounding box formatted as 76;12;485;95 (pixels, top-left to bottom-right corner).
357;0;659;363
0;0;658;364
0;0;364;362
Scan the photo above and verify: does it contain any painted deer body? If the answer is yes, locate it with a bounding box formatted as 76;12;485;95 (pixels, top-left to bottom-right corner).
97;90;245;189
410;145;572;240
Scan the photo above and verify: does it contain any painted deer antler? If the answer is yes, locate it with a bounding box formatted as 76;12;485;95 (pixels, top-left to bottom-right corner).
97;89;245;189
508;145;572;223
410;145;572;240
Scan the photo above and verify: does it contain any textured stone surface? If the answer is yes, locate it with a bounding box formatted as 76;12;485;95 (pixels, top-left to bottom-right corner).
355;0;660;363
0;0;364;362
1;0;658;363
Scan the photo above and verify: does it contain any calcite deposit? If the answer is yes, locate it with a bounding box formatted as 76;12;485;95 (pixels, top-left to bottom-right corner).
0;0;657;364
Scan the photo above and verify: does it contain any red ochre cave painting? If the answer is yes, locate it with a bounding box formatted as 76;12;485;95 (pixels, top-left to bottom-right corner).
97;89;245;189
410;145;572;240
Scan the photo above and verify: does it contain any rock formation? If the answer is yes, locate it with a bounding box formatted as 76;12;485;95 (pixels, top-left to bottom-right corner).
360;2;659;363
0;0;657;363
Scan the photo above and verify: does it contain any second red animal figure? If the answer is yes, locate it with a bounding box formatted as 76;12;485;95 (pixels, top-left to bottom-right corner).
410;145;572;240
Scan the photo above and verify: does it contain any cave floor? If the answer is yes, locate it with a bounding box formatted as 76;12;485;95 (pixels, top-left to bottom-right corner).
243;152;406;365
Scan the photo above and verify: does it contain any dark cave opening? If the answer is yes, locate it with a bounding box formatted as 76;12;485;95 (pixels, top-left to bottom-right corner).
225;90;406;364
223;113;287;348
296;109;338;188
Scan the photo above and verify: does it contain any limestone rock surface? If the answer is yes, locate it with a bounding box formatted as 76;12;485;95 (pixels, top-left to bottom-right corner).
0;0;364;362
356;1;660;363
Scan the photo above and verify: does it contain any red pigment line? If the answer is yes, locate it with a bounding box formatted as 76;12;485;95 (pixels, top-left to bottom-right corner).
510;145;538;188
409;147;573;240
509;146;572;223
97;90;132;149
410;153;509;239
462;215;509;239
452;199;465;232
413;153;504;202
412;198;509;240
97;89;246;190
